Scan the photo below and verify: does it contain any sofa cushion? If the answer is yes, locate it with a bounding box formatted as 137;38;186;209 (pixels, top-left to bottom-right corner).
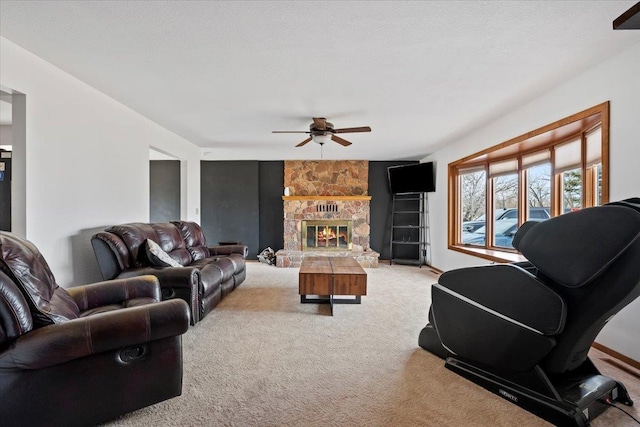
150;223;193;266
145;239;183;268
172;221;210;261
226;253;246;273
198;263;224;298
0;232;79;327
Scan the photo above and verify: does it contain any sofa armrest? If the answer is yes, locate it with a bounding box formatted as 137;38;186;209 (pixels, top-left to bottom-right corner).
116;266;200;324
91;232;129;280
67;275;161;311
208;245;248;258
0;299;189;370
117;266;200;290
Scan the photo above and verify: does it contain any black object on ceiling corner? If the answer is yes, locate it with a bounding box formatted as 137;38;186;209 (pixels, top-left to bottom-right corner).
613;1;640;29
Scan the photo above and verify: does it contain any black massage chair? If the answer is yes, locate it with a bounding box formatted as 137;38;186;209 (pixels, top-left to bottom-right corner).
419;198;640;427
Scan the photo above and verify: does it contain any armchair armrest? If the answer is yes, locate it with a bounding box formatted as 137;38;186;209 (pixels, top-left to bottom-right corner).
67;275;161;311
208;245;248;258
0;299;189;370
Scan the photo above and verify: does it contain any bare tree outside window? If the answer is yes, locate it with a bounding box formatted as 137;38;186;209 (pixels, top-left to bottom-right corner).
528;163;551;208
494;175;518;210
461;170;486;222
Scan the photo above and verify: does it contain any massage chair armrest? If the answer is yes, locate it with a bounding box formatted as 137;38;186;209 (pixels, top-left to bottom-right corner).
431;264;566;372
0;299;189;370
67;275;161;311
208;245;248;258
438;264;566;335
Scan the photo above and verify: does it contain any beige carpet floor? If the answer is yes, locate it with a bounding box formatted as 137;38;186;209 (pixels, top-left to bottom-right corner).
107;261;640;426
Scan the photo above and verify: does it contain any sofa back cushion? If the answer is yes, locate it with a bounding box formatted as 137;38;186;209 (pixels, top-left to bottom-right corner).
106;223;160;267
0;232;79;327
172;221;209;261
150;223;192;265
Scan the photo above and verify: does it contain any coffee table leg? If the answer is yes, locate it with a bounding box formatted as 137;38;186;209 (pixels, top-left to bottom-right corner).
330;277;334;316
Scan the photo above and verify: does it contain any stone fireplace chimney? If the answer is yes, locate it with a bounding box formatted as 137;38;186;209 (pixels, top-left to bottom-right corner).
276;160;379;268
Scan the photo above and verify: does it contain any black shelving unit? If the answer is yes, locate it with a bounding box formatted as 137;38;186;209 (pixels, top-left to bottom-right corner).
389;192;428;266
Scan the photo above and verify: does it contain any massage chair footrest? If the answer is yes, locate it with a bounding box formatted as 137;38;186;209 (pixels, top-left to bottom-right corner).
445;357;631;427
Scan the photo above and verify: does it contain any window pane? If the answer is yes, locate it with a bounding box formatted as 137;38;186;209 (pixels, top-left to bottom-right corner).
562;168;582;213
461;169;486;239
493;173;518;248
527;162;551;219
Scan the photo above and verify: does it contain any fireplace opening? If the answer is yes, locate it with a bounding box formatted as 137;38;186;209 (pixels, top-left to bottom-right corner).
302;220;352;250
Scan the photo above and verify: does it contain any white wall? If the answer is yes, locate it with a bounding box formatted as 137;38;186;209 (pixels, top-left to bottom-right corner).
424;42;640;361
0;37;202;286
0;125;11;145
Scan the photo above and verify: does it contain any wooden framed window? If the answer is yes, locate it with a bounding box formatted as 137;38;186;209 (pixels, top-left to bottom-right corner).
448;102;609;263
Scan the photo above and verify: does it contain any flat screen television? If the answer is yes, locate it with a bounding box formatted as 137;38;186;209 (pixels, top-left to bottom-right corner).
388;162;436;194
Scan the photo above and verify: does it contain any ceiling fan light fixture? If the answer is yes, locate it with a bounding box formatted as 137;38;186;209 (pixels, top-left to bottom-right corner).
312;133;332;145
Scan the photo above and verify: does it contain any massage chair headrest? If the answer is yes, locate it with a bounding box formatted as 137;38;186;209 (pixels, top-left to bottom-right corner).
515;198;640;288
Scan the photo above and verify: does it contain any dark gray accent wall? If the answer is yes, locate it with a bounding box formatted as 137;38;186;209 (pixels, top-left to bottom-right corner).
259;161;284;252
201;160;417;261
368;161;418;260
150;160;181;222
201;161;260;259
0;155;11;231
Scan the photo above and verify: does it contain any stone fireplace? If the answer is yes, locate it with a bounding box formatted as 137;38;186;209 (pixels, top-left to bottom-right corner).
275;160;379;268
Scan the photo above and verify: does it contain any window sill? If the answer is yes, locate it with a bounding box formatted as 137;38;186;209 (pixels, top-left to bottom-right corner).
449;245;526;264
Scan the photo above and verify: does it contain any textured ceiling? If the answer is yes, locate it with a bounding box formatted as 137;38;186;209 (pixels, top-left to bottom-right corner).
1;1;638;160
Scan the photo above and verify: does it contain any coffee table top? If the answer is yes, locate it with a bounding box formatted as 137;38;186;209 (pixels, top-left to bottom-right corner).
299;256;333;274
299;256;365;275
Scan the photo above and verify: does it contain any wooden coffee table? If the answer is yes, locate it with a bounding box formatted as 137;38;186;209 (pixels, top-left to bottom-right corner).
299;256;367;315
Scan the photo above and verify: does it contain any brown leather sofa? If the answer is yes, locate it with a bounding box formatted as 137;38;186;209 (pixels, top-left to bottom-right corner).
91;221;247;324
0;231;190;427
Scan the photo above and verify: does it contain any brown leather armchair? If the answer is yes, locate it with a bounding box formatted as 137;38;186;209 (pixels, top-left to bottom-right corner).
0;231;190;427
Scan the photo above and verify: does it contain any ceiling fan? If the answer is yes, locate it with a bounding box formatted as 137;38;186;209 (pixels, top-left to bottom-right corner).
272;117;371;147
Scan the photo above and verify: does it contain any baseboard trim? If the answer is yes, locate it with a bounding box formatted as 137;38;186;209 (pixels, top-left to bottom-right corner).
592;341;640;371
427;265;444;274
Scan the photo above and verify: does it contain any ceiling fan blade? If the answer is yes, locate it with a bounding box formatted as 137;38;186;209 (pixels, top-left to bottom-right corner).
295;137;312;147
333;126;371;134
312;117;327;130
331;135;352;146
272;131;311;134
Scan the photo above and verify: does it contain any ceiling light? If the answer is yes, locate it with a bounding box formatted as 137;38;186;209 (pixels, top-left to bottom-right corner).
312;133;332;145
